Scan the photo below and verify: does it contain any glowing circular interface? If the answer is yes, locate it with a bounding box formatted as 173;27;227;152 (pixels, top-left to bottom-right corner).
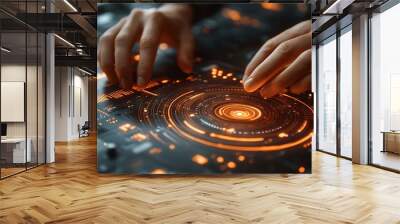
136;78;314;152
215;103;262;121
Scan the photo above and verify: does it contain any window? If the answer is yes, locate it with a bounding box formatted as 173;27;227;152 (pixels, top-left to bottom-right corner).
0;1;46;179
370;2;400;171
317;35;337;154
339;27;352;158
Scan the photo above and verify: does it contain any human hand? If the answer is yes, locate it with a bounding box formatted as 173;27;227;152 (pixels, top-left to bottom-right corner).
242;21;311;98
98;4;194;89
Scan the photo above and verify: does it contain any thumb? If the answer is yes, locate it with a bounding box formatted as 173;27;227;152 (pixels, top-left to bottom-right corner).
177;28;194;73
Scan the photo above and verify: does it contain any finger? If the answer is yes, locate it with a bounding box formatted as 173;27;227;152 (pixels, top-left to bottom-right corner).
98;18;126;84
137;12;163;87
289;74;311;94
115;10;143;89
177;28;194;73
259;49;311;99
243;20;311;81
243;32;311;93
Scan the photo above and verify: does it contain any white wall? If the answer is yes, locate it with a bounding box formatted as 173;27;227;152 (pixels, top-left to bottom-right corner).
1;63;46;163
54;67;89;141
0;65;37;138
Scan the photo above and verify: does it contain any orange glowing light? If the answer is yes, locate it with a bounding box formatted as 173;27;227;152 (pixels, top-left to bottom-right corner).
226;73;233;77
189;93;204;100
238;155;246;162
217;70;223;77
222;9;261;27
159;43;168;50
119;123;136;132
215;103;262;121
132;54;140;62
222;76;228;79
227;161;236;169
169;144;176;150
131;133;147;142
166;91;314;152
278;132;289;138
151;168;166;174
192;154;208;165
232;77;237;81
210;133;264;142
226;128;235;133
261;3;283;11
183;120;206;135
297;121;308;133
212;75;217;79
189;113;195;117
216;156;224;163
143;108;148;113
149;147;162;155
211;68;218;75
161;79;169;84
298;166;305;173
223;9;241;21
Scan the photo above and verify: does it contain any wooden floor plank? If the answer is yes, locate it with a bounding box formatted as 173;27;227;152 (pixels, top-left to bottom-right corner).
0;135;400;224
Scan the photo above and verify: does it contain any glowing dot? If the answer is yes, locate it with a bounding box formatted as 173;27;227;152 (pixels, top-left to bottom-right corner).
169;144;176;150
189;113;195;117
192;154;208;165
261;3;282;11
211;68;218;75
161;79;169;84
217;70;223;76
238;155;245;162
212;75;217;79
298;166;305;173
278;132;288;138
222;76;227;79
159;43;168;50
131;133;147;142
149;147;161;155
119;123;136;132
223;9;241;21
226;128;235;133
227;161;236;169
167;124;172;128
144;108;148;113
133;54;140;62
226;73;233;77
151;168;166;174
232;77;237;81
216;156;224;163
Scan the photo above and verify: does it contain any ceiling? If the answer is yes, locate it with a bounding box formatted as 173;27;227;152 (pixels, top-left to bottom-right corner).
0;0;97;74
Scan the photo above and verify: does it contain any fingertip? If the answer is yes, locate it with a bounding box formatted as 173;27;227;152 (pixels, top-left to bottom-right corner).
243;77;257;93
243;66;252;80
242;74;248;82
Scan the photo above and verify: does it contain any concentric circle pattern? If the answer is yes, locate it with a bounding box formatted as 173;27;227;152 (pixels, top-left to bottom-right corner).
215;103;262;121
138;75;313;152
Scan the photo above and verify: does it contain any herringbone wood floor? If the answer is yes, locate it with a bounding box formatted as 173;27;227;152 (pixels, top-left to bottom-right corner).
1;135;400;224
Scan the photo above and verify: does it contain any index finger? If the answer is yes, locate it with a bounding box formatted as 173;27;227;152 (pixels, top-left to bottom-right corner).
137;12;163;87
